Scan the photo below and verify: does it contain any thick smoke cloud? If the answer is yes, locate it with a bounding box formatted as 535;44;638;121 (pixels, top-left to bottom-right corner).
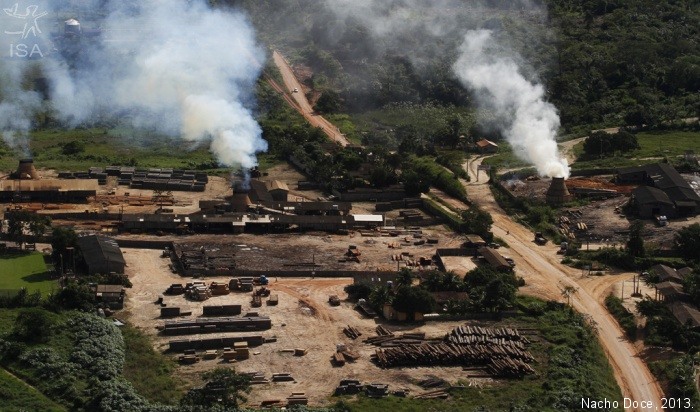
454;30;569;178
0;60;41;156
1;0;267;171
321;0;569;178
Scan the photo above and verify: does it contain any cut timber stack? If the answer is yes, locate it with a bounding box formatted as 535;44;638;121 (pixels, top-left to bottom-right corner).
244;372;269;385
271;373;295;382
162;316;271;335
333;351;345;366
343;325;362;340
287;392;308;406
334;379;362;395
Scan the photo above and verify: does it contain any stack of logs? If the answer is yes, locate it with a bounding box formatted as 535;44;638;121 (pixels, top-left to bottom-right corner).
371;325;535;378
343;325;362;340
364;329;429;347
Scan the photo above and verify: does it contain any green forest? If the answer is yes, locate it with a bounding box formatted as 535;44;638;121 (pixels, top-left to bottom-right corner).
235;0;698;133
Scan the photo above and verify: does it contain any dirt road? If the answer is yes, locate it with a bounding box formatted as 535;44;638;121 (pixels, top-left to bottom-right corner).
462;156;664;412
271;51;350;147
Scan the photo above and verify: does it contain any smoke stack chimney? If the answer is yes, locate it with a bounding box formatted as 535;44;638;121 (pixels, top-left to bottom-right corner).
546;177;572;205
16;159;39;180
229;180;252;212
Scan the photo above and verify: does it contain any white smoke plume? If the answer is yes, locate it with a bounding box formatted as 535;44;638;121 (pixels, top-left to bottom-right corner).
453;30;569;178
1;0;267;171
319;1;568;178
0;60;41;156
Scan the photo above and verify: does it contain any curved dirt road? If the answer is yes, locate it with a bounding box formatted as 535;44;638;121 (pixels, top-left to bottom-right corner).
463;156;663;412
271;51;350;147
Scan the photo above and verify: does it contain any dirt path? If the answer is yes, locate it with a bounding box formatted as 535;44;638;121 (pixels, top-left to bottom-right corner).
460;157;664;411
271;51;350;147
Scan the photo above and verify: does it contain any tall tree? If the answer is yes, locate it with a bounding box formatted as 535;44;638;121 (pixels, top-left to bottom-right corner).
626;220;646;258
675;223;700;262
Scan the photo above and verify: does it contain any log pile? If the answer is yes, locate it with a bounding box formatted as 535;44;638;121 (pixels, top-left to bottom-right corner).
363;331;427;347
376;325;392;336
371;325;535;378
418;377;447;389
343;325;362;340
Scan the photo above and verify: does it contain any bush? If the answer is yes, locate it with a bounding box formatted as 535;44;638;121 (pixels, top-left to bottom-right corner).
344;282;372;301
604;294;637;339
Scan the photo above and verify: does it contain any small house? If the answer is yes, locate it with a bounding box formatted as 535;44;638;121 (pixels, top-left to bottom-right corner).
476;139;498;153
649;264;684;284
93;284;125;309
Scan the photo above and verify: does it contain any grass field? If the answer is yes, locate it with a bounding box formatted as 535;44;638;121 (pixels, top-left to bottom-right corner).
0;252;56;295
0;367;66;412
0;127;221;173
122;325;184;405
571;130;700;170
481;141;531;171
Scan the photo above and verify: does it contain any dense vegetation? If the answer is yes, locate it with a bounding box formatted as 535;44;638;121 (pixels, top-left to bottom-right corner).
604;294;637;339
237;0;699;135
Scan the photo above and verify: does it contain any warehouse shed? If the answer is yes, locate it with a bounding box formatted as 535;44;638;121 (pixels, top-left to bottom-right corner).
77;235;126;274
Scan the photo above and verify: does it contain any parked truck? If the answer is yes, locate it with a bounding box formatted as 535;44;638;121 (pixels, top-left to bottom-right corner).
534;232;548;245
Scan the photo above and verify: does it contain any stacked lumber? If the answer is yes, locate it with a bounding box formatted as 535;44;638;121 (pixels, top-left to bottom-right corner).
343;325;362;340
334;379;362;395
271;373;295;382
333;351;345;366
287;392;308;406
243;372;269;385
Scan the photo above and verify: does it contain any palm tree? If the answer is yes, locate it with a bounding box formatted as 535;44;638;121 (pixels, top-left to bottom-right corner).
561;285;578;306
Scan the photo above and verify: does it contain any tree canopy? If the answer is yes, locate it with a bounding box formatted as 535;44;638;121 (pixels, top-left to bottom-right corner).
675;223;700;262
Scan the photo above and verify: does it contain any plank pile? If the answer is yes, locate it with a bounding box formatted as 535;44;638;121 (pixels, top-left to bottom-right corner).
271;373;295;382
286;392;308;406
243;371;269;385
343;325;362;340
334;379;362;395
371;325;535;378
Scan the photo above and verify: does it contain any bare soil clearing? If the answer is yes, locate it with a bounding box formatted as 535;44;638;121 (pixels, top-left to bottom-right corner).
123;249;486;406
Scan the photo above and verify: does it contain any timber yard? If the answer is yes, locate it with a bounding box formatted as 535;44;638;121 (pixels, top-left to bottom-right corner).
1;2;700;411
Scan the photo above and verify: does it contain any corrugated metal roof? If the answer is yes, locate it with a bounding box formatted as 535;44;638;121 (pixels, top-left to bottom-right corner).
668;302;700;328
478;247;510;269
632;186;673;205
77;235;126;268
